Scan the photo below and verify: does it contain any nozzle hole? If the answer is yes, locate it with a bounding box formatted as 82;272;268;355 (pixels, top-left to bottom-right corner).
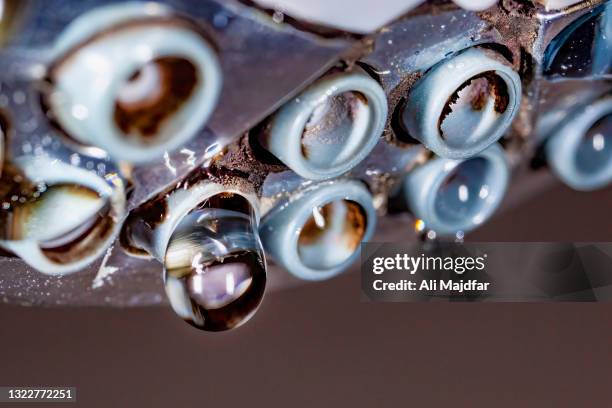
434;158;492;226
114;56;199;144
297;199;367;271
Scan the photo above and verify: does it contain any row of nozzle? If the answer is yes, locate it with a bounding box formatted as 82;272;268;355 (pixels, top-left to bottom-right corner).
0;1;610;331
1;1;608;165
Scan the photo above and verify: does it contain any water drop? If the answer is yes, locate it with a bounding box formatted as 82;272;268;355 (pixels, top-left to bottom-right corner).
272;11;284;24
164;198;266;331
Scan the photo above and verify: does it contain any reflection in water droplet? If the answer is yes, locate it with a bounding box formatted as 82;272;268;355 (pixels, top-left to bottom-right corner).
272;11;284;24
164;203;266;332
297;200;366;271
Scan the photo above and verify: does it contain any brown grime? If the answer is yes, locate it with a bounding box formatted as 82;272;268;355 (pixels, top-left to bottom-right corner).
438;71;510;140
298;201;366;251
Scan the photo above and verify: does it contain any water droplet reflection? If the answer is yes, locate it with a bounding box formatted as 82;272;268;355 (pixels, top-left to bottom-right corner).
164;201;266;332
440;72;509;149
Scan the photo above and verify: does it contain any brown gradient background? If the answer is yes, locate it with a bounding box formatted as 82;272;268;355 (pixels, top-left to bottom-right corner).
1;184;612;407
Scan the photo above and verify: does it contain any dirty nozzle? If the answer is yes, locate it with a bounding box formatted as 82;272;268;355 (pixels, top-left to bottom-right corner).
402;47;521;159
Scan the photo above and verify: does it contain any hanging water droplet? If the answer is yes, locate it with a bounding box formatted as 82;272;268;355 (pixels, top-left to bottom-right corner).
164;198;266;331
272;11;284;24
